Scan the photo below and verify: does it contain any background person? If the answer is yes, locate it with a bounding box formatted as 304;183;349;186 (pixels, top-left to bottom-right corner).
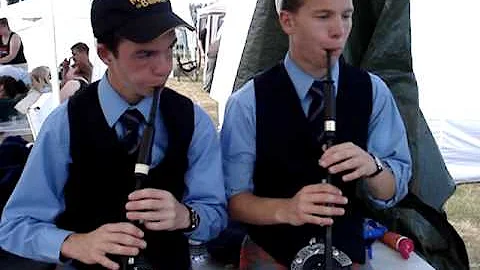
60;42;93;86
14;66;52;115
0;18;27;70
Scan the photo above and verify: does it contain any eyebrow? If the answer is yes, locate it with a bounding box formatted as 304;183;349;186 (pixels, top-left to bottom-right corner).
312;7;354;14
134;38;178;55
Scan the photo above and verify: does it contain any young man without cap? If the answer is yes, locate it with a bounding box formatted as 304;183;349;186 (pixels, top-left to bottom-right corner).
221;0;412;268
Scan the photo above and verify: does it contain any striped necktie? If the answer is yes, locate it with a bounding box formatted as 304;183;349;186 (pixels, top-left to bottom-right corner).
119;109;144;155
308;81;325;142
308;80;325;122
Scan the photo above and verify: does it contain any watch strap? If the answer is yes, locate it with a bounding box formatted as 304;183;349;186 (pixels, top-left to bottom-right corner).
367;153;384;178
181;204;200;232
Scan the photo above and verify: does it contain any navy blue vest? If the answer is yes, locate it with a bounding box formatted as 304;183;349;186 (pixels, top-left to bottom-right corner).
56;82;194;269
250;60;372;265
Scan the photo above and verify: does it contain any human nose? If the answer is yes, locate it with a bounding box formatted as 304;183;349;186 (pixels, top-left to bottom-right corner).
329;16;348;40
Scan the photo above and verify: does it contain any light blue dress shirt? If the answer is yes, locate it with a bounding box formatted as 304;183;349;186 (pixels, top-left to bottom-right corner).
0;75;228;264
221;53;412;208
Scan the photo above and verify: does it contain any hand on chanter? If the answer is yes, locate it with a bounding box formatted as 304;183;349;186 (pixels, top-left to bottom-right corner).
126;188;191;231
60;223;146;270
319;142;377;181
282;183;348;227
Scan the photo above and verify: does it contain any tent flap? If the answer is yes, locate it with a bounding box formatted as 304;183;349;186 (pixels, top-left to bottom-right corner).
233;0;287;91
344;0;456;211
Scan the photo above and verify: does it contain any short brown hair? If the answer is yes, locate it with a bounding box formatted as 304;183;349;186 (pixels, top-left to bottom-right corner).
279;0;305;13
71;42;90;55
97;31;123;58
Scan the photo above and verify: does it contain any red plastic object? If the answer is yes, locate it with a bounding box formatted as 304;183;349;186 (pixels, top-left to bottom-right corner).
381;232;415;259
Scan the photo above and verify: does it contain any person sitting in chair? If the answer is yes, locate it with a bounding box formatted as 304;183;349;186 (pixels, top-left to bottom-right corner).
0;18;28;70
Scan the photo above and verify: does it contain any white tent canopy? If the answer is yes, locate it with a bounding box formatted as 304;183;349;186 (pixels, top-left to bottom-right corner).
209;0;256;124
197;0;226;16
411;0;480;183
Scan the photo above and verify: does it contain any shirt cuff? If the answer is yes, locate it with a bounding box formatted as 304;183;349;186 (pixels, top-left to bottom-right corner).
367;194;395;209
38;227;74;263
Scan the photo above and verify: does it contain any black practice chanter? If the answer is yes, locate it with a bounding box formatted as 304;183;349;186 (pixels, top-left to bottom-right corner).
122;88;161;270
291;51;352;270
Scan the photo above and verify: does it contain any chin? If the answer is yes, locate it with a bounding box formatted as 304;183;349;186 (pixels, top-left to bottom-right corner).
147;84;166;95
151;80;167;88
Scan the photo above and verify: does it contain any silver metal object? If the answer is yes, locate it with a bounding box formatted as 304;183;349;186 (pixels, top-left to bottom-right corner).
291;238;352;270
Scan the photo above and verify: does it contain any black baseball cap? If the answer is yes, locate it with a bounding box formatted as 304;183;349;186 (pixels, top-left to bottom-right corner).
91;0;195;43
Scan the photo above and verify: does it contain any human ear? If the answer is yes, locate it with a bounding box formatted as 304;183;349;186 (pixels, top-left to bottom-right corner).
279;11;295;34
97;44;113;65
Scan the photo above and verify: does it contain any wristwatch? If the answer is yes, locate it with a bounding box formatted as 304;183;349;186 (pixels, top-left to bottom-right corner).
182;205;200;232
367;153;384;178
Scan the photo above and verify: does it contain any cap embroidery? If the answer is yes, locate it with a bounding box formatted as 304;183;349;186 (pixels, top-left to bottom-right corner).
129;0;167;9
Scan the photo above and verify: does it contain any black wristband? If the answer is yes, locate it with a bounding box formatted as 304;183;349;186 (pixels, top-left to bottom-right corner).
367;153;384;178
181;205;200;232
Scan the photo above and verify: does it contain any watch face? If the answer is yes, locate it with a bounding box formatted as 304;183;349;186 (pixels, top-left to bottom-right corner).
374;156;384;171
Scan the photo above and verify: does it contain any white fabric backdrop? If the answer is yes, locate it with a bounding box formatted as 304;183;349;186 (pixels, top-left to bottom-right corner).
411;0;480;183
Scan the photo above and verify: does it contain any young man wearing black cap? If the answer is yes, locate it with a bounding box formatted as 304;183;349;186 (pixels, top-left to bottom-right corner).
0;1;227;269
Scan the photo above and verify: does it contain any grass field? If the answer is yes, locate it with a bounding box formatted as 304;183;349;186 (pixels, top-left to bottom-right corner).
168;78;480;270
445;183;480;269
166;78;219;126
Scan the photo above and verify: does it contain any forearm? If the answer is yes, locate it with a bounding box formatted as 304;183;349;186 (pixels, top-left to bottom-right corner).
184;105;229;241
0;56;12;63
0;218;72;263
368;157;411;207
0;52;16;63
229;192;290;225
365;168;396;201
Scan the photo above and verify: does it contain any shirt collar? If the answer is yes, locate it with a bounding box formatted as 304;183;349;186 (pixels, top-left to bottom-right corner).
98;73;153;127
283;52;340;101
